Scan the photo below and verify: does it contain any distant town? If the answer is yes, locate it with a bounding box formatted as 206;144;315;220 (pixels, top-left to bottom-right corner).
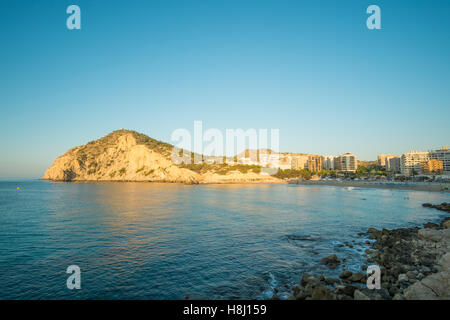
213;146;450;180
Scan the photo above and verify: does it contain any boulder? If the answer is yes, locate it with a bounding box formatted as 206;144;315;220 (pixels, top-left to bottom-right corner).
406;271;416;280
404;271;450;299
300;274;320;287
418;229;448;242
300;274;311;286
321;254;340;267
335;285;357;297
398;274;408;282
339;270;353;279
439;253;450;270
349;272;366;283
393;293;404;300
293;285;303;296
443;220;450;229
324;278;339;285
311;285;337;300
367;227;380;235
424;222;439;229
354;290;370;300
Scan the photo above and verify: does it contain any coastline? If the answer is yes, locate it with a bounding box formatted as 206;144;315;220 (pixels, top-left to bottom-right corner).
294;179;450;193
40;177;287;185
40;177;449;191
283;203;450;300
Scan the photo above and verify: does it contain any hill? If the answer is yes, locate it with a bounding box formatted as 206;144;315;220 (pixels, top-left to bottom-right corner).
42;129;283;184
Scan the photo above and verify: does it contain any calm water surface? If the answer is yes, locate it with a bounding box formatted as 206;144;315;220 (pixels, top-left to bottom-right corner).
0;180;449;299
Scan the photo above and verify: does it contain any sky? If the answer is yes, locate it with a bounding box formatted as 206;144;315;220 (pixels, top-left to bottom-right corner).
1;0;449;178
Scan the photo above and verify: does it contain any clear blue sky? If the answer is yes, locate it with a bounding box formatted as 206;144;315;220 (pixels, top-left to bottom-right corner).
1;0;449;178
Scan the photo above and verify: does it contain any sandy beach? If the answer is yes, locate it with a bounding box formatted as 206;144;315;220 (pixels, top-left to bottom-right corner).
294;180;450;193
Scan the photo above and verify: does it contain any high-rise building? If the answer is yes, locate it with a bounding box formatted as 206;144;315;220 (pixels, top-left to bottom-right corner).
377;154;398;167
307;155;322;172
334;153;357;172
291;155;309;170
259;152;281;168
420;159;444;175
322;156;335;170
386;157;401;173
400;151;430;175
278;154;293;170
430;146;450;174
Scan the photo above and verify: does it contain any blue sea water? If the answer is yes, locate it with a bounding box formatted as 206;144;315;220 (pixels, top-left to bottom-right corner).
0;180;449;300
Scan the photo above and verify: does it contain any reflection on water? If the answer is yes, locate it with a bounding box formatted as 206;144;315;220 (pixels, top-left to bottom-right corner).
0;180;449;299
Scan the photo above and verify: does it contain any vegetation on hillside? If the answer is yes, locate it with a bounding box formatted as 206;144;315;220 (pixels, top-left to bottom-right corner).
76;129;174;159
274;168;312;180
180;162;262;175
130;130;173;157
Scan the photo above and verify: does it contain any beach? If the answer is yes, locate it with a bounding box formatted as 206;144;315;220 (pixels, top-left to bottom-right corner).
294;179;450;193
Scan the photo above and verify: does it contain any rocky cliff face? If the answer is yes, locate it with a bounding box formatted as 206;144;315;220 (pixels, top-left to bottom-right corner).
42;129;282;184
43;129;200;183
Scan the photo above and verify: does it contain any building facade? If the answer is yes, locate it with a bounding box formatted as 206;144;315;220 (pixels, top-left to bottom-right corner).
386;157;401;173
377;154;398;167
420;159;444;175
430;146;450;174
306;155;322;172
322;156;335;170
278;154;293;170
291;155;309;170
334;153;357;172
400;151;430;175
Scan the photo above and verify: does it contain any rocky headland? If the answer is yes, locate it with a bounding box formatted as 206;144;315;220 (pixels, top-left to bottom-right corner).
42;129;283;184
284;202;450;300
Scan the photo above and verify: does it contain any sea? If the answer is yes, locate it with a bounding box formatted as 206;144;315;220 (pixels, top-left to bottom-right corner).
0;180;449;299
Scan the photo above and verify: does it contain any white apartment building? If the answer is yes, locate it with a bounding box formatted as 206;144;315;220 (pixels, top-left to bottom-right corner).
377;154;397;167
430;146;450;174
278;154;293;170
291;155;309;170
321;155;335;170
400;151;430;175
259;153;282;168
386;157;401;173
334;153;357;172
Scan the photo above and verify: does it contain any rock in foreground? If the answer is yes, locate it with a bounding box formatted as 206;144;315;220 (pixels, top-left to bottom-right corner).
284;203;450;300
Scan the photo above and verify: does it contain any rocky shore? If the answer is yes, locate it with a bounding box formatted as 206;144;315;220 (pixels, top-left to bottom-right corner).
284;202;450;300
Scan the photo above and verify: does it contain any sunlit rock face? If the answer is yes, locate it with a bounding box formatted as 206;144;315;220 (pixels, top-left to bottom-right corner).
42;129;282;184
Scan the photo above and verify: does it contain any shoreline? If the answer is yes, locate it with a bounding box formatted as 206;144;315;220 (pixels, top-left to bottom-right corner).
295;180;450;193
39;177;450;192
39;177;450;191
283;202;450;300
39;178;287;185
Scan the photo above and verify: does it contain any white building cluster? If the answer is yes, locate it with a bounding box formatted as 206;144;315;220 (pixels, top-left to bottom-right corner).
236;150;358;173
235;146;449;176
380;146;449;176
